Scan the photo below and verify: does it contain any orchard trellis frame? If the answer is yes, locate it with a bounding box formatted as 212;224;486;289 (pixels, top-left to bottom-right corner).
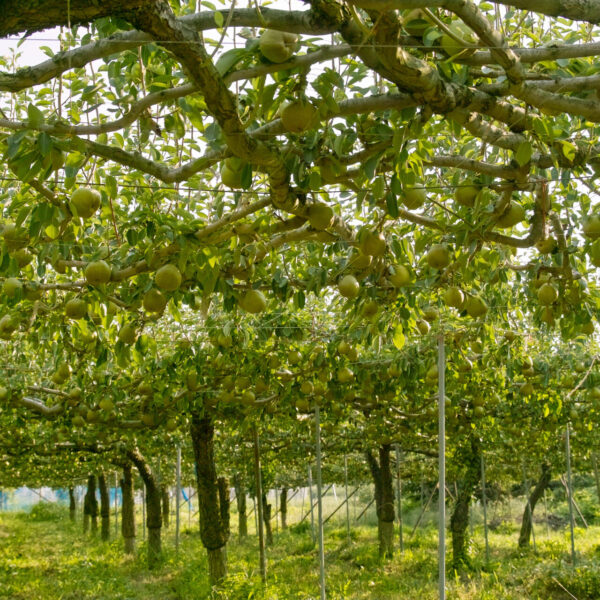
1;0;600;596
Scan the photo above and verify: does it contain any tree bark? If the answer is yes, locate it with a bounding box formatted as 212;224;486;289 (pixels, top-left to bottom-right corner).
190;413;230;585
518;463;552;548
83;475;98;535
262;492;274;547
161;485;170;528
98;473;110;541
0;0;150;38
366;444;395;558
450;437;481;571
120;462;136;555
280;487;288;530
127;448;162;568
68;487;76;522
233;473;247;538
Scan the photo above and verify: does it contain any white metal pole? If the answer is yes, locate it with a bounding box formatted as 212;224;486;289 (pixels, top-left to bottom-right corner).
176;445;181;553
308;466;316;543
438;333;446;600
315;405;326;600
566;424;576;564
480;454;489;563
344;454;351;542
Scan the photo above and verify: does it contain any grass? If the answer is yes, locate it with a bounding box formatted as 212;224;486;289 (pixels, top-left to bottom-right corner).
1;489;600;599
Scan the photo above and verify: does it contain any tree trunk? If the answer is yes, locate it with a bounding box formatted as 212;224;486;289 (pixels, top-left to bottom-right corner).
161;485;170;528
262;492;273;546
83;475;98;535
518;463;551;548
593;454;600;503
450;437;481;571
233;473;247;538
127;448;162;568
120;462;136;555
280;487;288;530
98;473;110;541
69;487;76;522
366;444;395;558
190;413;230;585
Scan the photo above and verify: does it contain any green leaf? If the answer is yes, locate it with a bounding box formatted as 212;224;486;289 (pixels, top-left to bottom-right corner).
214;10;224;28
386;191;398;218
215;48;247;76
393;325;405;350
515;142;532;166
27;104;44;127
37;132;52;156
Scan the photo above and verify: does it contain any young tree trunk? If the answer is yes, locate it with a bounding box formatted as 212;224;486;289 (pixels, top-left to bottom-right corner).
98;473;110;541
262;492;274;546
83;475;98;535
366;444;395;558
69;487;76;522
161;485;170;528
450;436;481;571
127;448;162;568
518;463;552;548
120;462;136;555
233;473;247;538
280;487;288;530
190;413;230;585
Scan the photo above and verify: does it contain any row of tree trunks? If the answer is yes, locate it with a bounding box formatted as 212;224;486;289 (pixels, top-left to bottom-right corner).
233;473;247;539
450;436;482;571
121;462;136;554
190;413;230;585
366;444;395;558
518;463;552;548
98;473;110;541
83;475;98;535
280;487;288;530
69;487;76;522
127;448;162;569
161;485;170;528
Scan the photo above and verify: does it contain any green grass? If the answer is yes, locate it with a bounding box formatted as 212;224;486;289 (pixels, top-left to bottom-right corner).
1;495;600;599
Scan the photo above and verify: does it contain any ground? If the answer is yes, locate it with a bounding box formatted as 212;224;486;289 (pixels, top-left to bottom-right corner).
1;491;599;599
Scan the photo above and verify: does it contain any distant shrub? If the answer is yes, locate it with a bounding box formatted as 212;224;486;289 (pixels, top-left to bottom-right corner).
28;502;67;521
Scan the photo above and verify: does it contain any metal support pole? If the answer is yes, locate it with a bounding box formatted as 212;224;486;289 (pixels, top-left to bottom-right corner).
253;426;267;583
114;472;119;536
395;445;404;552
565;424;576;564
480;454;489;563
188;487;191;528
344;454;351;542
308;466;316;543
315;405;326;600
176;445;181;553
437;334;446;600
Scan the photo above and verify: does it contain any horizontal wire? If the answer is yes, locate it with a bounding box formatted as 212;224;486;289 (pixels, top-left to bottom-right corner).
0;173;596;194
